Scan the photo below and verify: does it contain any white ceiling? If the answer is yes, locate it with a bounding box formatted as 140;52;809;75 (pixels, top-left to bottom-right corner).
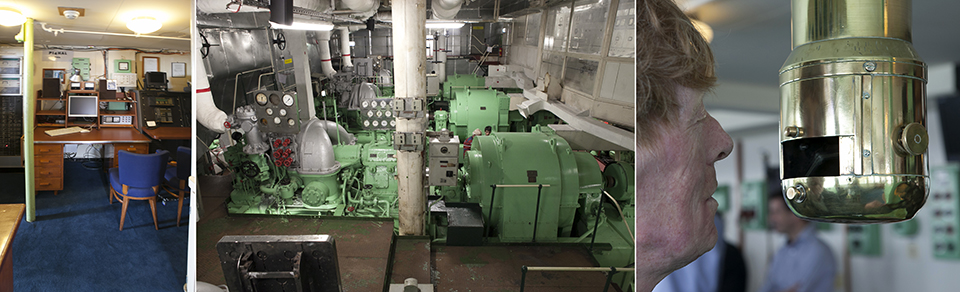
0;0;191;51
680;0;960;133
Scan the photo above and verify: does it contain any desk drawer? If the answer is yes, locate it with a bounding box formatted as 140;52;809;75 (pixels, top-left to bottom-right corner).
34;155;63;169
34;166;62;178
35;144;62;155
36;176;62;191
113;143;149;169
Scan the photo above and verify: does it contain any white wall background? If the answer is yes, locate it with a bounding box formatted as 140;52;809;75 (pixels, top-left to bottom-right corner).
715;63;960;292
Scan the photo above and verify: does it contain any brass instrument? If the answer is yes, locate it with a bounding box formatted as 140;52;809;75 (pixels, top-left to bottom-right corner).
779;0;928;222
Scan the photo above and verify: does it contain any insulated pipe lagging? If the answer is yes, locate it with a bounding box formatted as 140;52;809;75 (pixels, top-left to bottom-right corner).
317;31;337;77
342;0;380;12
195;30;229;134
339;28;353;68
437;34;447;82
432;0;464;19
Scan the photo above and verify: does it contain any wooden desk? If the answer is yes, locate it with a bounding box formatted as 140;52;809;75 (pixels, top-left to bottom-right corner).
34;127;151;194
143;127;191;140
0;204;24;292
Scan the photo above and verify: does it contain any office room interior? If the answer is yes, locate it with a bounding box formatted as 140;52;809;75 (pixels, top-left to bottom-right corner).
677;0;960;292
0;0;192;291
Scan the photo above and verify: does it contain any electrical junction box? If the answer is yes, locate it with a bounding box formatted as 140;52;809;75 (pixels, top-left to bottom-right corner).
427;133;459;186
488;65;507;77
930;164;960;259
713;185;730;213
739;180;766;230
427;74;440;97
848;224;881;256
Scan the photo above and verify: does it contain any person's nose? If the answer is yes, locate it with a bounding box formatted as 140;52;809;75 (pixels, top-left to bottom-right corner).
708;115;734;163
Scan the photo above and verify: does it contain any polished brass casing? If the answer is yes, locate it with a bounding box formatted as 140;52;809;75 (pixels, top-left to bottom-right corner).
780;0;928;222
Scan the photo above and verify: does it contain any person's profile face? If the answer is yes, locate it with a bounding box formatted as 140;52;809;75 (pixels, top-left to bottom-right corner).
767;197;795;234
635;86;734;270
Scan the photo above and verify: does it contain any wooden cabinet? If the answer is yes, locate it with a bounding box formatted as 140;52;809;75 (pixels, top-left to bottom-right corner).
98;91;138;128
34;144;63;195
35;90;138;129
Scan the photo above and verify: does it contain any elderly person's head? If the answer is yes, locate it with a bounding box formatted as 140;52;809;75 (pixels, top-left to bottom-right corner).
636;0;734;290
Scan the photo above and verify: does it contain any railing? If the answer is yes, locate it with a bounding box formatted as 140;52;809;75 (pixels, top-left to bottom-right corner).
519;266;635;292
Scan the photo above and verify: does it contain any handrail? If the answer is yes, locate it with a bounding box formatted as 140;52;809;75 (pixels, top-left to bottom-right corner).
519;266;635;292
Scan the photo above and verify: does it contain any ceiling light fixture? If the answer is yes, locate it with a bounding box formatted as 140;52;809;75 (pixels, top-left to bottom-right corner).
270;19;335;31
425;22;465;29
0;8;26;27
127;16;162;34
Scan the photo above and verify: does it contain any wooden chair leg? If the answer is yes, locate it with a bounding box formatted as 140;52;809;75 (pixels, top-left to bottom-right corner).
177;190;184;227
149;197;158;230
119;197;130;231
109;187;115;204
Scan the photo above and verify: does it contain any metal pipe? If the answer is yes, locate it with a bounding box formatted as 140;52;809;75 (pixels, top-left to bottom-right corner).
39;22;190;41
437;33;447;82
393;0;428;236
338;28;353;68
531;184;543;242
589;196;603;250
316;31;337;78
432;0;464;20
485;184;497;237
23;18;36;222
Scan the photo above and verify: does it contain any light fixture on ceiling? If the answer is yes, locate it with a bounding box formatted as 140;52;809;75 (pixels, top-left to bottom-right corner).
127;16;162;34
425;22;465;29
63;10;80;20
0;8;26;27
270;19;335;31
691;19;713;43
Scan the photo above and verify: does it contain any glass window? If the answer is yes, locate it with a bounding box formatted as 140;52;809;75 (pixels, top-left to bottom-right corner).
525;12;542;47
540;52;565;82
543;5;572;52
568;0;611;55
608;0;635;57
563;57;600;94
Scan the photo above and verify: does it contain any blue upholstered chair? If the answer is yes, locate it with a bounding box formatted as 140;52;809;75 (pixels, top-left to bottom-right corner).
163;146;190;227
109;150;169;231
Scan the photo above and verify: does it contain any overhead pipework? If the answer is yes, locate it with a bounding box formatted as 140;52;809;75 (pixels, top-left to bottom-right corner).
317;30;338;78
194;30;229;134
339;27;353;68
779;0;928;223
431;0;464;20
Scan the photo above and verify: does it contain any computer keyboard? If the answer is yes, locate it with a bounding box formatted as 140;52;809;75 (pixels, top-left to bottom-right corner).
44;127;90;136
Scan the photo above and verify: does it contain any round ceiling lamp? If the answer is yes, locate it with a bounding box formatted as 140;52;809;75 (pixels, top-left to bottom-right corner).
127;16;162;34
0;8;26;27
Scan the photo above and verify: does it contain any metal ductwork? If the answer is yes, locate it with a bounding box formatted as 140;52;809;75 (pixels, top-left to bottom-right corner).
779;0;928;223
297;118;354;175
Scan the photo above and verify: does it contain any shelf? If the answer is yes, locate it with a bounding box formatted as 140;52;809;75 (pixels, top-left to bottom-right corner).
36;123;64;127
66;120;97;127
100;110;136;116
36;110;65;116
99;123;135;128
36;97;64;101
99;98;135;103
66;90;97;94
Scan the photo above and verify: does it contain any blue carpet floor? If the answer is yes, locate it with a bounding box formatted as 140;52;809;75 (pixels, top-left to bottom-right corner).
10;161;188;291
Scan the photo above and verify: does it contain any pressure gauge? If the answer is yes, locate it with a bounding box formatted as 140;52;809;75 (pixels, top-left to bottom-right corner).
367;110;374;117
362;100;370;108
376;110;383;117
390;120;396;127
372;120;379;127
260;118;268;125
282;94;295;107
270;93;281;105
363;120;370;127
385;110;392;117
380;100;388;108
279;108;287;116
287;118;296;126
265;108;274;115
274;117;281;124
255;93;268;105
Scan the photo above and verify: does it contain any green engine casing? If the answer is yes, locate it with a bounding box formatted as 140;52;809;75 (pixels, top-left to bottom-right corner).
449;88;510;139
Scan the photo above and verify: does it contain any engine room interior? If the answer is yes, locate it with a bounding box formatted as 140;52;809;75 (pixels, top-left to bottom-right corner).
194;0;636;291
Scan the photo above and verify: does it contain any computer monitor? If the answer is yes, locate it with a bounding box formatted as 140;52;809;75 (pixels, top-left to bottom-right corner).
68;95;99;118
144;71;167;89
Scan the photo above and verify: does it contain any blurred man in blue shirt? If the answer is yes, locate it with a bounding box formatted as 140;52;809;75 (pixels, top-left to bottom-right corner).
759;193;836;292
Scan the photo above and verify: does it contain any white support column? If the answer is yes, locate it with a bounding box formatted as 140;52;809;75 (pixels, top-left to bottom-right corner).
393;0;428;236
